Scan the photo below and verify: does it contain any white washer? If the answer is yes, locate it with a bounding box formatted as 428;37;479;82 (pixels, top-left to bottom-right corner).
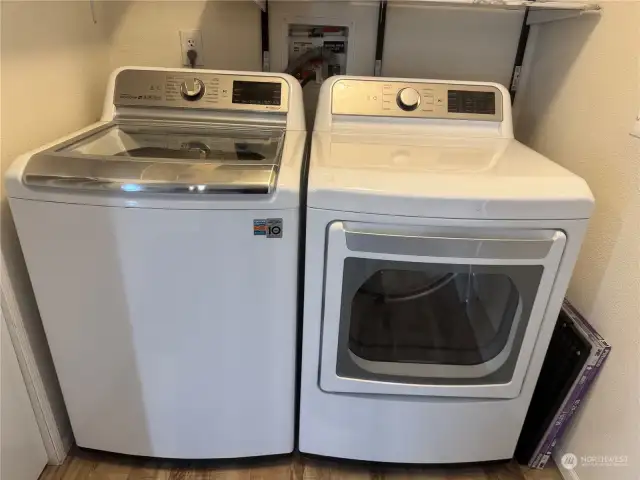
299;76;594;463
5;67;306;459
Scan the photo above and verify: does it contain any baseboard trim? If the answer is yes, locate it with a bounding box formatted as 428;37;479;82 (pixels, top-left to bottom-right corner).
1;252;72;465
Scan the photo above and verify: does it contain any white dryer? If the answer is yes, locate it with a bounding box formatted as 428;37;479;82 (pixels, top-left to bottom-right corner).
299;76;594;463
6;67;305;458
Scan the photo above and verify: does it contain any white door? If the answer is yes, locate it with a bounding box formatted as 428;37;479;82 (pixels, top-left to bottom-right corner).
1;313;48;480
320;221;566;399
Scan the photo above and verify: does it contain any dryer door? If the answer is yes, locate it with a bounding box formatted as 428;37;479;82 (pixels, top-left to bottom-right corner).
319;222;566;399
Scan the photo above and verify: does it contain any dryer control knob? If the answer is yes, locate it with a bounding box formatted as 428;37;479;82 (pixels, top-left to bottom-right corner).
180;78;205;101
397;88;420;111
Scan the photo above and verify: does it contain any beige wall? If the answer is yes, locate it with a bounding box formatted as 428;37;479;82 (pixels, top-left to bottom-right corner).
103;1;523;86
103;1;523;127
0;0;114;461
103;1;261;71
1;2;109;174
515;4;640;480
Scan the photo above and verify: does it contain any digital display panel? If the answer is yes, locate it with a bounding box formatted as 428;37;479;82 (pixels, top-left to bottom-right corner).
447;90;496;115
232;81;281;106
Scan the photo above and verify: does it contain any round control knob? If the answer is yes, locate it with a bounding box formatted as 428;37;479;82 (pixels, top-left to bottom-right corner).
180;78;205;101
397;88;420;111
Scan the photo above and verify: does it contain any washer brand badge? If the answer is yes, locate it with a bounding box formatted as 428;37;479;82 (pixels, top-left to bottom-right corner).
253;219;283;238
119;93;162;101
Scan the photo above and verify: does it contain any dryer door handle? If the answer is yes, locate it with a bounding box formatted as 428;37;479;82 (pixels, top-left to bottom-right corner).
343;227;562;261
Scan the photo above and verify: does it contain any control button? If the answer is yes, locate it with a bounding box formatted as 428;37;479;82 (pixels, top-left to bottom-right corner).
423;95;435;104
180;78;205;101
397;88;420;111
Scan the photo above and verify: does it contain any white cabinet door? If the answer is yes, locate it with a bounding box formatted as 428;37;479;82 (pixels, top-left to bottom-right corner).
1;314;48;480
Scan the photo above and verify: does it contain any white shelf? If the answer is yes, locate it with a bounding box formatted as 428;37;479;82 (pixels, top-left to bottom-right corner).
256;0;601;25
389;0;598;8
253;1;601;24
390;0;599;9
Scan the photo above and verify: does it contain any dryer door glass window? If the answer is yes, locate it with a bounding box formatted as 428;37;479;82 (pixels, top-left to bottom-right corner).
336;259;544;385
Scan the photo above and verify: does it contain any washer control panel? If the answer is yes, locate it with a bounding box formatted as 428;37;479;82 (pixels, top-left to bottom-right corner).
114;69;290;112
331;79;503;122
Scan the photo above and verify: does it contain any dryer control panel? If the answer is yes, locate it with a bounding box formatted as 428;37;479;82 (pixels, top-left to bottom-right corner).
114;69;290;113
331;79;503;122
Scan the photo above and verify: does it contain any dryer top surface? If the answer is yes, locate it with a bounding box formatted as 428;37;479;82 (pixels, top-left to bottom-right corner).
307;133;594;220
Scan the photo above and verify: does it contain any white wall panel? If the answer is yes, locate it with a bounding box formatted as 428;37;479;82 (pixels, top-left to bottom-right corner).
383;5;523;86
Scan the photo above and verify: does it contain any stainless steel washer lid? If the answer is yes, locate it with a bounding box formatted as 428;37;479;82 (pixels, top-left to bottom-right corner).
23;121;285;194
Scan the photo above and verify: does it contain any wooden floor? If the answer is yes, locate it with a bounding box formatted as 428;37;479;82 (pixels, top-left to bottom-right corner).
40;448;563;480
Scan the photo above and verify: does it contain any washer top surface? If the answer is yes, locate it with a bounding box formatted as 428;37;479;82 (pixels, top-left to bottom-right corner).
24;122;285;195
308;76;593;220
5;67;306;210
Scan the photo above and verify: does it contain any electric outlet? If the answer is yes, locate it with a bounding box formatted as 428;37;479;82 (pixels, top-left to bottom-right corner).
179;29;205;68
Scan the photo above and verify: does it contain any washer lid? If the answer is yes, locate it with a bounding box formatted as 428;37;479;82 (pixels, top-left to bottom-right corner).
307;133;594;220
23;122;285;195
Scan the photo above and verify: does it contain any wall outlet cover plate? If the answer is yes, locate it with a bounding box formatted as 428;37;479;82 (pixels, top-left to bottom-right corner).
179;29;205;68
